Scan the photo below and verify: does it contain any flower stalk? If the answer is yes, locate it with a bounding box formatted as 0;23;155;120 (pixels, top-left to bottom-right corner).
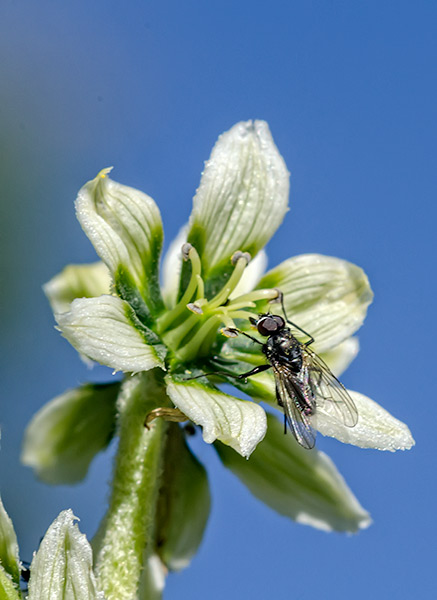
93;371;169;600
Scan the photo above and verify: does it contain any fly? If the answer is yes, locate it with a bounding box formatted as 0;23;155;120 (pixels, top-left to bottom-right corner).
218;296;359;449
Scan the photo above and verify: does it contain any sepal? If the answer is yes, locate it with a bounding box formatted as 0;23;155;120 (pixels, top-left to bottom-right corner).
216;413;371;532
22;382;120;484
0;498;20;587
156;424;210;571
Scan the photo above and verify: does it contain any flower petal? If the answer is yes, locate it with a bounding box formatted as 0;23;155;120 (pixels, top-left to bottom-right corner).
44;262;111;314
319;337;359;377
156;423;210;571
76;168;164;316
161;225;188;309
187;120;289;283
165;377;267;457
215;413;371;533
28;510;104;600
56;295;166;372
258;253;373;352
0;498;20;587
315;390;415;451
0;566;21;600
22;382;119;484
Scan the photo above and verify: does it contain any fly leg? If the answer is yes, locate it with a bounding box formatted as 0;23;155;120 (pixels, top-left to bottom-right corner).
184;363;271;382
276;290;314;346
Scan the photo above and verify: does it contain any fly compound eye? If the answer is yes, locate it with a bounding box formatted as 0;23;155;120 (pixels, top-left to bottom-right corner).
257;316;280;336
272;315;285;329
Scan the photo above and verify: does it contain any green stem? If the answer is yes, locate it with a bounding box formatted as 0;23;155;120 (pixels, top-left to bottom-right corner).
93;370;169;600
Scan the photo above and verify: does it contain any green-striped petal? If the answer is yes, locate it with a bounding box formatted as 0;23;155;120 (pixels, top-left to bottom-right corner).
316;390;415;451
215;413;371;532
28;510;104;599
76;168;164;317
22;382;119;484
44;262;111;314
0;566;21;600
165;377;267;457
258;253;373;353
185;121;289;295
319;337;359;377
56;295;166;372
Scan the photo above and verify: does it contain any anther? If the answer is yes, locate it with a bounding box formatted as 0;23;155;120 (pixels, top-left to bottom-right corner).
221;327;239;338
181;243;193;260
231;251;251;265
187;302;203;315
269;288;283;304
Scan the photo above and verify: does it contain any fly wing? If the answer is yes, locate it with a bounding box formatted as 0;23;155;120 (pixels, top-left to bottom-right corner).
273;362;316;450
304;346;358;427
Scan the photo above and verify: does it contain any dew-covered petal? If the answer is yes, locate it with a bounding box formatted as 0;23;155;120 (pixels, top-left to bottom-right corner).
76;168;164;315
258;253;373;353
216;413;370;532
315;390;415;451
187;121;289;280
22;382;119;484
56;295;166;372
44;262;111;314
165;377;267;457
319;337;359;378
28;510;104;600
0;498;20;587
0;566;21;600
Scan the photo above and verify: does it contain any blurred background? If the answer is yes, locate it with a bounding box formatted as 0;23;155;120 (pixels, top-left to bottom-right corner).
1;1;435;598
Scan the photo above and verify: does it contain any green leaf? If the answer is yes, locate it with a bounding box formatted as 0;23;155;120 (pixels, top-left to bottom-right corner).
156;424;210;571
76;168;164;316
258;253;373;353
216;413;371;532
184;120;289;297
55;295;166;372
44;262;111;314
28;510;104;599
0;498;20;587
22;382;120;484
165;377;267;457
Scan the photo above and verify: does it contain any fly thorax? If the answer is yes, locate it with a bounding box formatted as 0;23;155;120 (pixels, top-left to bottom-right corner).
266;333;303;373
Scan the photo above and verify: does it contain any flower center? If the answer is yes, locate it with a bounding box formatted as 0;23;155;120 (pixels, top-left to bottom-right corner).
156;244;278;364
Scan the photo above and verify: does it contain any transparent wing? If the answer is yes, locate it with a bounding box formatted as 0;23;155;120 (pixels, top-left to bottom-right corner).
303;346;358;427
273;363;316;450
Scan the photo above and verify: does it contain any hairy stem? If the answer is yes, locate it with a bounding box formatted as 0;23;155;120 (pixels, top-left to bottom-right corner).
93;370;169;600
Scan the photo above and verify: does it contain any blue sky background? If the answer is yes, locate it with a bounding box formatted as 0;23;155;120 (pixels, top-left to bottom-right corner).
1;2;435;598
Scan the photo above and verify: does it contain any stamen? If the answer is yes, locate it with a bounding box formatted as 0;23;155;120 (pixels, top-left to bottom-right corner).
208;254;250;309
157;245;204;332
227;288;280;307
177;315;222;361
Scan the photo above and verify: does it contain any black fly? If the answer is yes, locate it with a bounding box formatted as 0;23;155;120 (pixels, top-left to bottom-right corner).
220;300;359;449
